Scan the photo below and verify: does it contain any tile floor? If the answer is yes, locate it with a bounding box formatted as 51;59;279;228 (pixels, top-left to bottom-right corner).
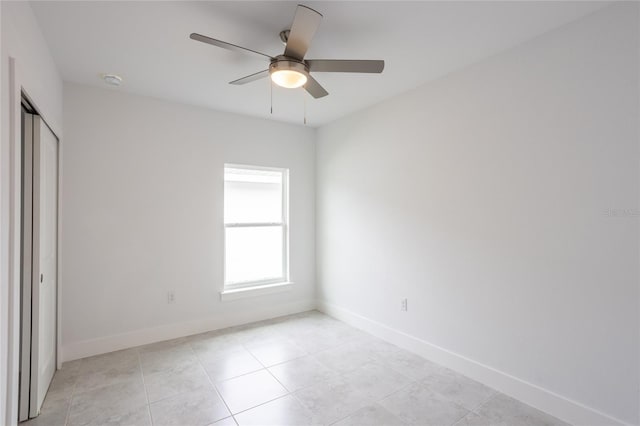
25;311;569;426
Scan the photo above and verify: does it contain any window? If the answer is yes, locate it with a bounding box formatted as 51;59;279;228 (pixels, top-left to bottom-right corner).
224;165;289;290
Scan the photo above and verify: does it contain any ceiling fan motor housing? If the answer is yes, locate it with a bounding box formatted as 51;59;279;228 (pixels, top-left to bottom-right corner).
279;30;290;44
269;56;309;76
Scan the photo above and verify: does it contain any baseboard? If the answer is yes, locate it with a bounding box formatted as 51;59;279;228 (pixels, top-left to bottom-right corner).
317;300;629;426
62;299;316;362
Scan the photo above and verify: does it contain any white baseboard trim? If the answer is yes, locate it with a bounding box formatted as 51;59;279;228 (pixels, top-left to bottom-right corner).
62;299;316;362
317;300;629;426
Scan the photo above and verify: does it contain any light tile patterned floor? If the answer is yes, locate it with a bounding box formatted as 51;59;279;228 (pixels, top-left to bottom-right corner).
25;311;569;426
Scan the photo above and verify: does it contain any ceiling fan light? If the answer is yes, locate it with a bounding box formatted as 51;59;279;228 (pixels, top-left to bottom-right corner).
271;69;307;89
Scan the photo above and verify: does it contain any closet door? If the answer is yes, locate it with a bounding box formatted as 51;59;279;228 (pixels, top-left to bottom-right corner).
29;116;59;416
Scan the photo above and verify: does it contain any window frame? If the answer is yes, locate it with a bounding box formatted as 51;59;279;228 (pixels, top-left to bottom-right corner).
223;164;289;291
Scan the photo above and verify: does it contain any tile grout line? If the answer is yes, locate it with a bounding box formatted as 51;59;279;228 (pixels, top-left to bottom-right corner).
230;394;294;420
243;339;294;392
191;339;238;424
136;348;154;426
139;343;211;406
468;389;500;417
472;389;499;413
449;407;474;426
332;366;419;426
63;370;80;426
452;412;472;426
131;345;204;406
279;345;370;425
56;360;86;426
239;337;303;416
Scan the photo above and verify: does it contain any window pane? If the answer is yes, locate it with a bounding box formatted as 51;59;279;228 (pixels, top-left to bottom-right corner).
225;226;283;284
225;168;282;224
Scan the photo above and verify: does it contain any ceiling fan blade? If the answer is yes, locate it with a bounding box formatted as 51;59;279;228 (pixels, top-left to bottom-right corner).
190;33;273;61
304;75;329;98
306;59;385;73
229;69;270;85
283;5;322;60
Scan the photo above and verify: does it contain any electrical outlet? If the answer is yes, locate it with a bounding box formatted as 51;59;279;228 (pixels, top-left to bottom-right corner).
401;298;408;311
167;291;175;304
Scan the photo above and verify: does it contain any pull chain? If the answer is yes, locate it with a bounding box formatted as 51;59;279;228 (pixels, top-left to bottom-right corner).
303;90;307;125
270;80;273;115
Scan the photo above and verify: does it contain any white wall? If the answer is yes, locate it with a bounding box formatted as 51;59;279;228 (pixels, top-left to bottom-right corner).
61;83;316;360
0;2;63;425
316;3;639;425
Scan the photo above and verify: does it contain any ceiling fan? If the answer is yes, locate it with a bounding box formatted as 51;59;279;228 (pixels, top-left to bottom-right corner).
190;4;384;99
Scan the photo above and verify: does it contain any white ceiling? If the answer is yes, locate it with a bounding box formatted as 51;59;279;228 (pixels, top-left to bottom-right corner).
31;1;608;127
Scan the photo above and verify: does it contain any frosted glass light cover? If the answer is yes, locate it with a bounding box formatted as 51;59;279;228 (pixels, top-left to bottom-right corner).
271;69;307;89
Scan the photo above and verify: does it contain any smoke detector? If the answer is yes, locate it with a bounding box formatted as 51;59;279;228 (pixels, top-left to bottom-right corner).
101;74;123;87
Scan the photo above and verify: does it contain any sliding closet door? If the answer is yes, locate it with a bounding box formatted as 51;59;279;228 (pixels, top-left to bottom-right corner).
29;116;58;416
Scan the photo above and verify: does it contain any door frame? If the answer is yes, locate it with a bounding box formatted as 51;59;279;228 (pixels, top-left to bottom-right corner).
4;57;63;426
18;107;34;422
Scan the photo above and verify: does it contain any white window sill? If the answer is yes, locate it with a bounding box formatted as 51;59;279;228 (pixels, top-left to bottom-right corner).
220;282;294;301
